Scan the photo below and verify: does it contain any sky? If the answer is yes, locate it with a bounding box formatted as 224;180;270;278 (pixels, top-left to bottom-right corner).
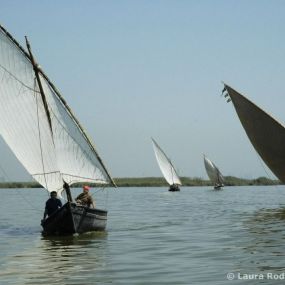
0;0;285;181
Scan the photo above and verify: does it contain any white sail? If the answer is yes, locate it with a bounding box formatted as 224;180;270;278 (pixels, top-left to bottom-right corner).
203;155;224;185
151;138;182;186
0;24;115;195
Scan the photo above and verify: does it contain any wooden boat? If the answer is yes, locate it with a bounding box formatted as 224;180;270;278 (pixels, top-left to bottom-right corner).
0;24;116;235
203;154;224;190
168;184;181;192
223;84;285;183
42;203;107;235
151;138;182;191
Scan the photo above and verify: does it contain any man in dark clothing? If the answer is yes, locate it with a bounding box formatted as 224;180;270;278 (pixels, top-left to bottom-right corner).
42;191;62;221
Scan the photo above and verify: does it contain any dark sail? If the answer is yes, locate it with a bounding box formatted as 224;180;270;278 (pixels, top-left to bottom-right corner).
224;84;285;183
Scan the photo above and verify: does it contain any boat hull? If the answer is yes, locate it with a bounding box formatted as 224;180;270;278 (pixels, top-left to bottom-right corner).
168;184;180;191
214;184;223;190
42;202;107;235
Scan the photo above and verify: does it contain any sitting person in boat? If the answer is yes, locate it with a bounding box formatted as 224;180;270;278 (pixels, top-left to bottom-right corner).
42;191;62;221
75;185;95;208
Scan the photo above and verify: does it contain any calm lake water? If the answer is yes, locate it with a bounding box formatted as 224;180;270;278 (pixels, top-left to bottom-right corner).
1;186;285;284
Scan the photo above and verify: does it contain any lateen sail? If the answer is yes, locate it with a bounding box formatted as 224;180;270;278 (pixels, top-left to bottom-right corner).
223;84;285;183
0;24;115;195
151;138;182;186
203;155;224;185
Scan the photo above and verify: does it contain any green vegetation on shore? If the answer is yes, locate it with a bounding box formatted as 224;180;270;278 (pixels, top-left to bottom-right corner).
0;176;280;188
113;176;280;187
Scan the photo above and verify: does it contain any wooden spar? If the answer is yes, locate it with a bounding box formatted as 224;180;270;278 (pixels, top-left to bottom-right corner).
25;36;53;135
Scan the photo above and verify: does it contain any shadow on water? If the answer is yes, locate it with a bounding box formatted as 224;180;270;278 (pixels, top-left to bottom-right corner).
41;230;108;246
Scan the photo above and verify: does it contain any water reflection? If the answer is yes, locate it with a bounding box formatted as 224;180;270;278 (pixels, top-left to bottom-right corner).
239;208;285;273
38;232;108;282
41;231;108;246
1;232;109;285
247;207;285;235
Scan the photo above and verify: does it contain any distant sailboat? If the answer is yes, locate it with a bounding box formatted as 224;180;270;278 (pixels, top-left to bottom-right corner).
151;138;182;191
203;154;224;190
223;83;285;183
0;24;116;235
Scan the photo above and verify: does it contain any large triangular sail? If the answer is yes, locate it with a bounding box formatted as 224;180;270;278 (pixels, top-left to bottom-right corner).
223;84;285;183
0;24;115;195
203;155;224;186
151;138;182;186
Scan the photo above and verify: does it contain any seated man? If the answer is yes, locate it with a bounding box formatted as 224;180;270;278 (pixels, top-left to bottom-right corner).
42;191;62;221
75;185;95;208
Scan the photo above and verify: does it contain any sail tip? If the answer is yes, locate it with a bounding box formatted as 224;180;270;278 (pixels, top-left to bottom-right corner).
151;137;157;145
221;83;231;100
221;81;230;87
24;36;30;47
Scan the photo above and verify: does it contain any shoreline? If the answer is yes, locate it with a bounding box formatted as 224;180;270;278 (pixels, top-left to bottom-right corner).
0;176;280;188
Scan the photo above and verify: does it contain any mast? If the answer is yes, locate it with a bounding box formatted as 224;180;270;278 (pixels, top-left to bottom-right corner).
25;36;53;135
63;181;73;202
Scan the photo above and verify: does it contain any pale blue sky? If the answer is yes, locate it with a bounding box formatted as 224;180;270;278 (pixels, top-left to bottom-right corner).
1;0;285;181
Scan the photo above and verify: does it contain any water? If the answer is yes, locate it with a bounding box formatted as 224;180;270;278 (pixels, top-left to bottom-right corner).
1;186;285;284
